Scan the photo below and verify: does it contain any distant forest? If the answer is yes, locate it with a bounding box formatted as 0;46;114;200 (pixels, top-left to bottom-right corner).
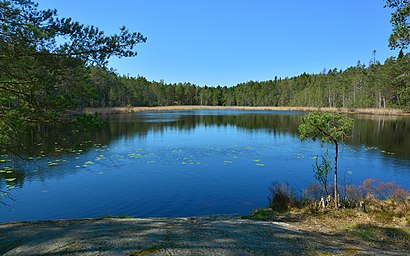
2;0;410;148
85;53;410;110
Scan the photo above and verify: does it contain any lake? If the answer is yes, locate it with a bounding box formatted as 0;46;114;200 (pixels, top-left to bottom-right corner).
0;110;409;222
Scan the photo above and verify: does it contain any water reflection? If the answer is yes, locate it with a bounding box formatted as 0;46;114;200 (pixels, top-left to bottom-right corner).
13;111;408;158
3;111;410;174
0;110;409;221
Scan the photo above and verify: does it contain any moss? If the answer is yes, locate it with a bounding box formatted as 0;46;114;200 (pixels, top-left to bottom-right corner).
242;208;274;220
306;248;333;256
129;247;162;255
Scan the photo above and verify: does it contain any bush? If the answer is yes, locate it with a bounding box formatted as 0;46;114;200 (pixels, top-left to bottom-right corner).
268;182;298;212
345;179;410;204
263;179;409;217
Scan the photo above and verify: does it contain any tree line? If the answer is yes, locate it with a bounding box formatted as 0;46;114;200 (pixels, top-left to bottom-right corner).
1;0;410;150
83;53;410;110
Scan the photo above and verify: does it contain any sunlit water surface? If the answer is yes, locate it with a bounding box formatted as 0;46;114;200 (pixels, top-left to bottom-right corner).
0;110;409;221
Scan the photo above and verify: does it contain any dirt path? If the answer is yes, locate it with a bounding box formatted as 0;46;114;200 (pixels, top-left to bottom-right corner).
0;217;406;256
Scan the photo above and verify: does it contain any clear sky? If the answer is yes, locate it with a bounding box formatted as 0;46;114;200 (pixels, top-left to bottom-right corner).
36;0;396;87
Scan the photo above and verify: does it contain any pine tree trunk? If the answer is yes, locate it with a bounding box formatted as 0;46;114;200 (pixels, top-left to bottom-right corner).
328;86;332;107
334;141;339;209
353;85;356;105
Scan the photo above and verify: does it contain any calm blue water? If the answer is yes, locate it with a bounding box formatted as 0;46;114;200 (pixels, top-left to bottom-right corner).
0;110;409;221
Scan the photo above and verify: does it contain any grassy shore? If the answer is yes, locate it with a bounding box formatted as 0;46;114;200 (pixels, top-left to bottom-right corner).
83;105;410;116
243;207;410;255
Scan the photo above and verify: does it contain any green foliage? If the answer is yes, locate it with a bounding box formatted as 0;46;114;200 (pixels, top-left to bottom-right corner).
75;114;104;129
0;0;146;149
384;0;410;49
299;112;354;208
2;0;409;152
241;208;274;220
80;52;410;111
313;150;332;195
299;112;354;144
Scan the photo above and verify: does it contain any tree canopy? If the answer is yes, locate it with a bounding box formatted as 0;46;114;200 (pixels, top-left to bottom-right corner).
74;51;410;111
298;112;354;145
299;112;354;209
0;0;146;147
1;0;410;152
385;0;410;49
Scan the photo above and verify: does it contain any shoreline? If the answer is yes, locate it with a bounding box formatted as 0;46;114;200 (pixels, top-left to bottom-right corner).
1;215;408;255
82;105;410;116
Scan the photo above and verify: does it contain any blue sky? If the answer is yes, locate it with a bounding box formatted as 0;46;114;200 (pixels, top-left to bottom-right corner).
36;0;396;86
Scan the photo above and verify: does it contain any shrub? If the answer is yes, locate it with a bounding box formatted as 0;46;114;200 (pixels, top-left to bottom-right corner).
345;179;410;205
268;182;298;212
302;183;323;201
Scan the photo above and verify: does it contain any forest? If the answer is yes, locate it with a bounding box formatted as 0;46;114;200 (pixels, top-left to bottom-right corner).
1;0;409;148
84;53;410;110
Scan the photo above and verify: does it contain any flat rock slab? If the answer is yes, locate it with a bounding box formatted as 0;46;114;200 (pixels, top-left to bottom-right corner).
0;217;404;255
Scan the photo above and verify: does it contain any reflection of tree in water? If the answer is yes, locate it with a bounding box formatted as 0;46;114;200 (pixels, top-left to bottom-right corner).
8;112;302;157
0;169;25;204
7;112;410;160
349;115;410;159
1;111;409;200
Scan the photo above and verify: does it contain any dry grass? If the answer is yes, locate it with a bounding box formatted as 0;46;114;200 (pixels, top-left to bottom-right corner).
245;206;410;252
246;179;410;252
82;106;410;116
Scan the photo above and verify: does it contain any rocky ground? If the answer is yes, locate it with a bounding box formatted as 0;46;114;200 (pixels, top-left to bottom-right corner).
0;216;408;256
